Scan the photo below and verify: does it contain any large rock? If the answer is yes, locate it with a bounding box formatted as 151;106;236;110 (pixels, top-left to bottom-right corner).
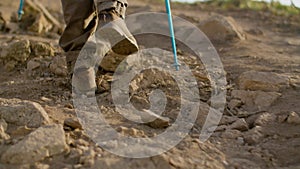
199;14;245;43
0;40;56;71
238;71;290;92
231;90;281;111
0;40;31;71
31;41;55;57
1;124;68;164
1;40;31;62
0;98;50;128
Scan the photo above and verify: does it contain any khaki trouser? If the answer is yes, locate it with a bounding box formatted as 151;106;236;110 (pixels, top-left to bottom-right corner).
59;0;134;93
59;0;128;52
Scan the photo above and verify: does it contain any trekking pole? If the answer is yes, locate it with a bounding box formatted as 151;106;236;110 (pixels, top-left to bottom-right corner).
18;0;25;21
165;0;180;71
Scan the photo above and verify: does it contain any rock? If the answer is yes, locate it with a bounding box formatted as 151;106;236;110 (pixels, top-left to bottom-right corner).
64;117;82;130
140;109;170;129
199;14;245;43
1;40;31;67
254;112;276;126
287;112;300;125
277;114;288;123
4;61;18;71
28;13;52;34
3;40;31;62
231;90;281;111
169;156;186;168
228;99;242;110
228;118;249;131
287;39;300;46
130;95;149;109
243;126;264;145
0;98;50;128
0;119;8;131
6;22;19;33
236;110;256;118
238;71;290;92
79;148;96;167
246;28;264;35
33;163;50;169
195;101;223;128
116;126;146;137
219;115;239;125
1;124;68;164
49;56;68;77
0;119;10;140
27;59;41;71
221;129;242;139
10;126;34;137
237;137;245;145
245;114;260;128
100;52;127;72
31;41;55;57
96;75;112;93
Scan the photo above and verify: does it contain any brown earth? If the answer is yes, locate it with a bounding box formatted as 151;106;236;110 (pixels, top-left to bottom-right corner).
0;0;300;168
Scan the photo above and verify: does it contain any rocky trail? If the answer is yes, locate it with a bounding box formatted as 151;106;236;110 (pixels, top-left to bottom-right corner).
0;0;300;168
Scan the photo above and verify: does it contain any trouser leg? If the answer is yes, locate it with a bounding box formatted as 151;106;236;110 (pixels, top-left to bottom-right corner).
59;0;129;52
59;0;97;52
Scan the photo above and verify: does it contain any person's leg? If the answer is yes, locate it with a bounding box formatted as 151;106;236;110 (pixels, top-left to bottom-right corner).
59;0;97;77
59;0;97;52
60;0;138;95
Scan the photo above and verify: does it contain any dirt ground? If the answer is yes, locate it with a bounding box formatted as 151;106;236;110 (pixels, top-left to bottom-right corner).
0;0;300;168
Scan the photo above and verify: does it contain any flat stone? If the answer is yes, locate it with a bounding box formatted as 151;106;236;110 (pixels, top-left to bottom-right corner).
287;112;300;125
27;59;41;71
221;129;242;139
238;71;290;92
1;124;68;164
254;112;276;126
228;118;249;131
219;115;239;125
0;98;50;128
231;90;281;111
140;109;170;129
64;117;82;130
199;14;245;43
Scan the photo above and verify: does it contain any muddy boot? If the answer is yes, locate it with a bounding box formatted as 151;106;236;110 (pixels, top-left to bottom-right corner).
95;0;139;55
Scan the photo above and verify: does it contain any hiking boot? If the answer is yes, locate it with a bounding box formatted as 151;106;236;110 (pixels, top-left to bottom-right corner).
96;0;138;55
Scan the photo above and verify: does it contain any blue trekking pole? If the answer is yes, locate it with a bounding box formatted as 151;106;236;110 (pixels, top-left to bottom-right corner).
18;0;25;21
165;0;180;71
